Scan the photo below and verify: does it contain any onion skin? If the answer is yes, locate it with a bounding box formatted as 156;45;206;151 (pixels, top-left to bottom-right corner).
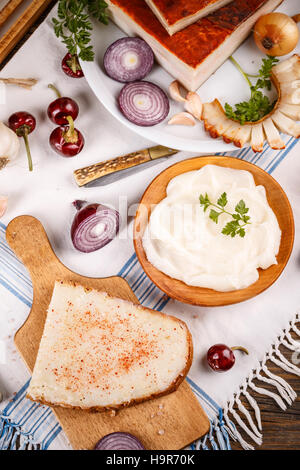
254;13;299;56
94;432;145;450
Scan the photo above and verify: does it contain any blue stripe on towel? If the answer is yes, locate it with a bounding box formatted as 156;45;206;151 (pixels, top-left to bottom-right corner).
0;136;297;449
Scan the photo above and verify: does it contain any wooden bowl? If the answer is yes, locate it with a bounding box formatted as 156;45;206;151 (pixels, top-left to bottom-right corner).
134;156;294;307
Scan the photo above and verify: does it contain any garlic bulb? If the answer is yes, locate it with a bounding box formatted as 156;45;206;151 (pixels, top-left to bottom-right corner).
0;121;20;170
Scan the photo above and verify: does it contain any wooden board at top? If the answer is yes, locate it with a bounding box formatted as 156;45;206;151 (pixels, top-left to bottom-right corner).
6;215;210;450
0;0;53;65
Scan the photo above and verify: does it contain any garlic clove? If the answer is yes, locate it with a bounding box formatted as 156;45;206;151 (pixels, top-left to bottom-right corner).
168;112;196;126
184;92;203;120
0;196;7;218
271;110;300;138
262;118;285;150
169;80;187;102
251;124;264;153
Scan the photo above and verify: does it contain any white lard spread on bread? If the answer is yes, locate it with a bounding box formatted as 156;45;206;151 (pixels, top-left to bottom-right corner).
142;165;281;292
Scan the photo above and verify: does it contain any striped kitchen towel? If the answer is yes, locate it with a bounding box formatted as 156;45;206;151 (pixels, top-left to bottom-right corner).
1;133;300;450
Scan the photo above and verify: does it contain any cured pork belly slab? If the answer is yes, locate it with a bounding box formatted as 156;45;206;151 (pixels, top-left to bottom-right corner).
145;0;232;35
27;281;192;411
107;0;283;91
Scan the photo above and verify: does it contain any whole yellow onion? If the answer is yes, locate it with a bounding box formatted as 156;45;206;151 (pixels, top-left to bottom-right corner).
254;12;299;56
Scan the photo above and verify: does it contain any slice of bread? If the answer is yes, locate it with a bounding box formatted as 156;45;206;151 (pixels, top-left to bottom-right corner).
27;281;193;411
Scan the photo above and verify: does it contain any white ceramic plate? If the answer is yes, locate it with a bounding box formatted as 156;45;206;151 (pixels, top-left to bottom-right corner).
81;0;298;152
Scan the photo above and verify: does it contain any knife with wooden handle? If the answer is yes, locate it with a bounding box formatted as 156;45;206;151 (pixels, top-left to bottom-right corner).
73;145;178;187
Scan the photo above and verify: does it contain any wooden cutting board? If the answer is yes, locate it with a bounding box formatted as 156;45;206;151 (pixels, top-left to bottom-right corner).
6;215;210;450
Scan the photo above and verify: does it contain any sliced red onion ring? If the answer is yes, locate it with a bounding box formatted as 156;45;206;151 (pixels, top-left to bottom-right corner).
118;81;169;126
95;432;145;450
71;200;120;253
104;37;154;82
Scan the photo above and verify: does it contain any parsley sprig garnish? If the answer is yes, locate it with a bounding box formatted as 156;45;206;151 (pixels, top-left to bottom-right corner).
53;0;109;61
225;55;279;125
199;192;251;238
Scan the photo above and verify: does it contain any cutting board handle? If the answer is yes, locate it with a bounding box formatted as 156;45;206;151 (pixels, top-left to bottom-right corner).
6;215;59;281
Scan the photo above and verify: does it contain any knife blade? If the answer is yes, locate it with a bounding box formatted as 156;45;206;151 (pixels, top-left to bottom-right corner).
73;145;178;187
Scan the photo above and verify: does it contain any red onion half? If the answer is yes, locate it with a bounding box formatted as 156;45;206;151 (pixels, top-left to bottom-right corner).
71;200;120;253
104;37;154;82
118;81;169;126
94;432;145;450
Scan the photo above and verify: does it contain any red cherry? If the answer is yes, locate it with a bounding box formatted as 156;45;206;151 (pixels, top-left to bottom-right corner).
8;111;36;134
62;53;84;78
47;97;79;126
47;92;79;126
207;344;235;372
207;344;249;372
8;111;36;171
47;84;79;125
50;116;84;157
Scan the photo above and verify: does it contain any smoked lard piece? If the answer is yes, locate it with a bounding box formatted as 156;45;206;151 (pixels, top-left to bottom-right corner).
145;0;232;35
107;0;283;91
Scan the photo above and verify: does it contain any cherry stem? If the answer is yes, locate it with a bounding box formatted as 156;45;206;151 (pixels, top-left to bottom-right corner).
23;133;33;172
64;116;78;143
71;55;77;73
231;346;249;355
68;55;80;74
73;200;86;211
48;83;61;99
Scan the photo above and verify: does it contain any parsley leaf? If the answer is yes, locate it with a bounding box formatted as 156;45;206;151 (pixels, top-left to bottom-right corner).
235;199;248;216
225;56;279;125
199;193;210;212
209;209;220;224
217;192;227;208
53;0;108;62
199;192;251;238
222;220;240;237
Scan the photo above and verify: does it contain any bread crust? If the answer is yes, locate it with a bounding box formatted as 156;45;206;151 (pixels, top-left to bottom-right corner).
27;280;193;412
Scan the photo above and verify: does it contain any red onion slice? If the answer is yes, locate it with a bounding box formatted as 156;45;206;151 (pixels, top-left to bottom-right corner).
71;201;120;253
118;81;169;126
104;37;154;82
95;432;145;450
